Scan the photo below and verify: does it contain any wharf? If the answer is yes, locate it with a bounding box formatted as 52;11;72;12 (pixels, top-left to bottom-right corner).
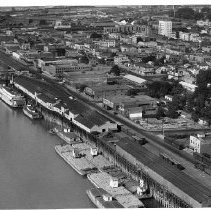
87;172;144;208
55;145;97;176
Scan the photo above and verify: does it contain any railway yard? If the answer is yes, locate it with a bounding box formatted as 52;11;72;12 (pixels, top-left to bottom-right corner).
1;50;211;207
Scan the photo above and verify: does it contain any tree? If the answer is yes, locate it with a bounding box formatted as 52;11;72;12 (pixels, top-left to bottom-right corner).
166;102;179;119
171;82;184;95
185;94;194;112
110;65;120;76
156;106;166;119
176;7;195;19
201;7;211;14
147;81;173;98
90;32;102;39
80;56;89;64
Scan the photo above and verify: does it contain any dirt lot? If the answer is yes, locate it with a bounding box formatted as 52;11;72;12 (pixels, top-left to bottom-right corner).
64;65;110;86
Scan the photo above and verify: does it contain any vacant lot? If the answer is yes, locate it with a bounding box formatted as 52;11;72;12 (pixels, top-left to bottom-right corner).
64;66;110;86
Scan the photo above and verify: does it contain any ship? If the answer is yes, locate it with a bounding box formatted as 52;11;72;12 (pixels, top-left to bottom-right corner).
55;145;99;176
0;85;25;108
54;127;82;144
86;188;124;208
23;103;42;119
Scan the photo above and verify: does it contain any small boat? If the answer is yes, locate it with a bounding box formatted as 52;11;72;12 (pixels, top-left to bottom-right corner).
49;128;56;134
23;103;42;119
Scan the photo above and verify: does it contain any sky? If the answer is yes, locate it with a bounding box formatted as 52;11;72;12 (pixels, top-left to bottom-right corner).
0;0;210;7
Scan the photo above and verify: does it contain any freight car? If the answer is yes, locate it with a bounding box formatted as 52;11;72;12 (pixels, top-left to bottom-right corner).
164;137;184;150
160;153;185;171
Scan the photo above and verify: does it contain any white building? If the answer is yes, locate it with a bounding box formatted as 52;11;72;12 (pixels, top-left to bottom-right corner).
158;21;172;38
190;133;211;154
179;32;190;41
179;81;197;92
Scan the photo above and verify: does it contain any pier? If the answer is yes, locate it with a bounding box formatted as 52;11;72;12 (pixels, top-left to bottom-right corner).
13;75;211;208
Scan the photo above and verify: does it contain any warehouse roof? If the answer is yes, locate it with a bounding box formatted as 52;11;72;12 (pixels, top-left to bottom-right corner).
75;110;115;129
115;138;211;205
123;74;147;85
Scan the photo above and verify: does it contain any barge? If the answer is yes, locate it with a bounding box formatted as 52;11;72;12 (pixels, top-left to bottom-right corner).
87;172;144;208
86;188;124;208
55;145;98;176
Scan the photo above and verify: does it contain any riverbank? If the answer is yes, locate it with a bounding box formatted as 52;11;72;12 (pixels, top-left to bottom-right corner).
0;100;95;208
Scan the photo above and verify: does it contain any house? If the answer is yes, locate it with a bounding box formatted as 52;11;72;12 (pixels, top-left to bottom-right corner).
165;95;173;102
114;55;129;65
132;63;155;76
94;40;116;48
190;133;211;154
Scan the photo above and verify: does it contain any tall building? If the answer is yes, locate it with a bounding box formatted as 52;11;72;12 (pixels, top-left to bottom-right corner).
158;20;172;38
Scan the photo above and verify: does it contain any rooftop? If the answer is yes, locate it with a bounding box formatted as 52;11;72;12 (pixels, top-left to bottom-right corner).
115;138;211;206
104;94;156;106
123;74;147;85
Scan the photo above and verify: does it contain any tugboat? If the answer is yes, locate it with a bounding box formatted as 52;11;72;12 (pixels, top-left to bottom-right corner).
23;103;42;119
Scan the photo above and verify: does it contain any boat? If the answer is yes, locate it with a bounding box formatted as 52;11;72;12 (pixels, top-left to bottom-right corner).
0;85;25;108
86;188;124;208
55;145;86;176
87;172;145;208
54;127;81;144
55;145;99;176
23;103;42;119
49;128;56;134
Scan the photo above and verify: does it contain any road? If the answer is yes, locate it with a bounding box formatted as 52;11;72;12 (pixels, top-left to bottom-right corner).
0;50;196;164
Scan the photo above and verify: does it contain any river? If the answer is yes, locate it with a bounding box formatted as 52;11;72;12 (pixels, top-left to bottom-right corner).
0;100;95;208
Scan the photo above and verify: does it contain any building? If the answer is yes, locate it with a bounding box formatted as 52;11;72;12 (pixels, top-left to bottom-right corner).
179;81;197;92
158;21;172;38
103;94;157;119
43;63;91;76
104;25;150;36
190;133;211;154
84;84;130;100
94;40;116;48
123;74;147;88
73;110;118;133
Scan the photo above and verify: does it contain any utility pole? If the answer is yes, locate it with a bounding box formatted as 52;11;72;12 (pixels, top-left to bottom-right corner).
162;118;165;138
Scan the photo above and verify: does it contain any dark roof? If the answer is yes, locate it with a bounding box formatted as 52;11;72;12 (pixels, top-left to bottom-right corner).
75;110;114;129
115;139;211;205
37;93;58;104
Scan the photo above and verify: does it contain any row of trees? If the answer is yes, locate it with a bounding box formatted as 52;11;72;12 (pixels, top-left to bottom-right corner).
147;80;184;99
172;7;211;21
155;69;211;123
